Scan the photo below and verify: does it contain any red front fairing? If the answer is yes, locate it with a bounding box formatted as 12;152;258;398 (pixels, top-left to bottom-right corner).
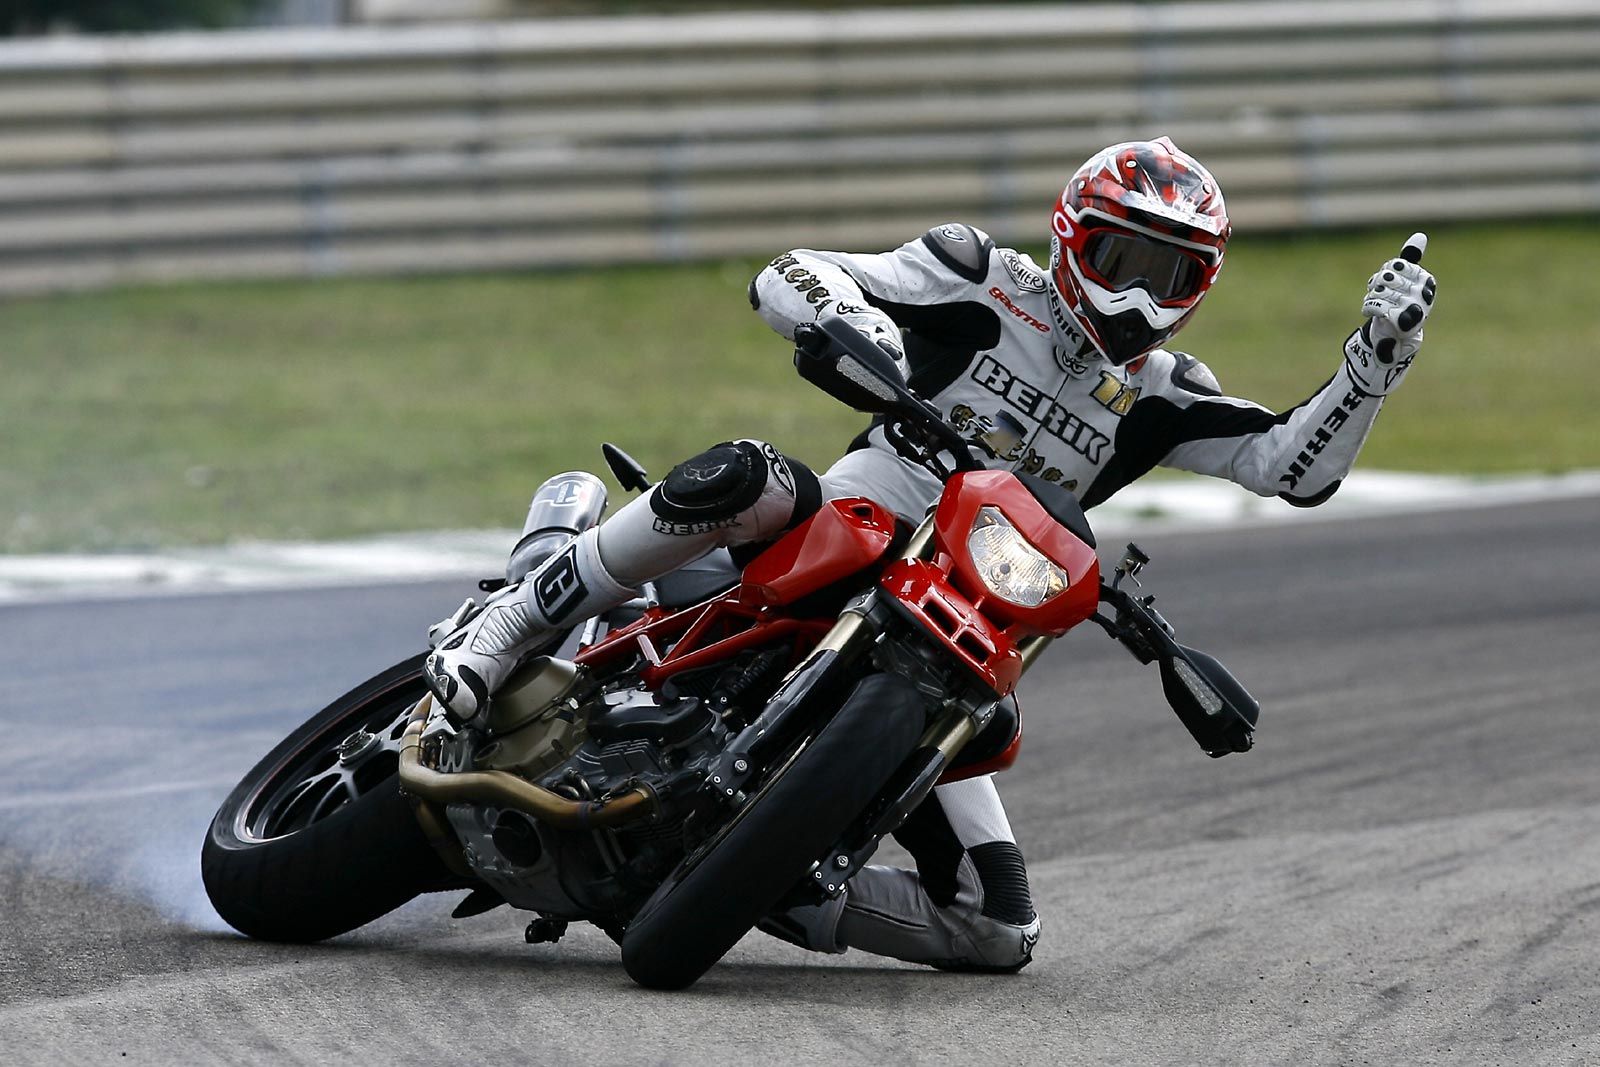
879;558;1027;694
932;470;1100;637
879;470;1100;697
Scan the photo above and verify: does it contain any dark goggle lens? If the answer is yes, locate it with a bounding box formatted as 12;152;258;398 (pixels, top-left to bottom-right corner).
1083;232;1204;302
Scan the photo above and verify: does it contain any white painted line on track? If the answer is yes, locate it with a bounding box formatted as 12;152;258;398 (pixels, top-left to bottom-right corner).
1089;468;1600;534
3;470;1597;605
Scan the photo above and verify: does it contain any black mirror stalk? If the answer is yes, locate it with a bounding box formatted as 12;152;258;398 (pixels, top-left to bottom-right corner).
601;442;651;494
1096;544;1260;757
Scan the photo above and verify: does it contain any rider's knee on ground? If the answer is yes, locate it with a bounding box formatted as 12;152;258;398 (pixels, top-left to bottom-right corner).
813;780;1041;972
933;844;1040;973
831;853;1040;972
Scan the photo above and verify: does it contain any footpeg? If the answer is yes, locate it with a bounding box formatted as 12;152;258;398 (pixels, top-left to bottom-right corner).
525;917;569;944
428;598;478;649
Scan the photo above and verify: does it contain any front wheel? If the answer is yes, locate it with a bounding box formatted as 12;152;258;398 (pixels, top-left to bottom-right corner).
202;655;466;942
621;672;929;989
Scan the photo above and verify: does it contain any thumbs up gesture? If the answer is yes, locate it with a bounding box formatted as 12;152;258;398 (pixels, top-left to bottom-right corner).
1344;232;1437;396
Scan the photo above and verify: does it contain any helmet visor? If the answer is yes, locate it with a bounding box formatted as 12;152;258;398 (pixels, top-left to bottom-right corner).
1082;230;1207;305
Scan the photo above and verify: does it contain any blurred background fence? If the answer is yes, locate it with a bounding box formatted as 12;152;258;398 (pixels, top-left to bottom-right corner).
2;0;1598;294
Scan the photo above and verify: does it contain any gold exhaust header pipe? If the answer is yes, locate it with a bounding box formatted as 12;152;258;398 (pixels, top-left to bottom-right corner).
398;695;657;830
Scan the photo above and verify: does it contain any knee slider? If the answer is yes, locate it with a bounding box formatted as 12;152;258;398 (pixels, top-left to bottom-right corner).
650;440;820;539
653;442;765;527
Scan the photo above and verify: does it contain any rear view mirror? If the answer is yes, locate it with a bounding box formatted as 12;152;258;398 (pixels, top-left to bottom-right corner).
793;317;908;415
1157;644;1260;757
1096;547;1263;759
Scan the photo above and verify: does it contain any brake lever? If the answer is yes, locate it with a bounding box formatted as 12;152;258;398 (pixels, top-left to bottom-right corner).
1095;545;1176;665
1091;592;1159;665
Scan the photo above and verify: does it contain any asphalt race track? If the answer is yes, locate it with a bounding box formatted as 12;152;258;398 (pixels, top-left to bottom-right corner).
3;497;1597;1065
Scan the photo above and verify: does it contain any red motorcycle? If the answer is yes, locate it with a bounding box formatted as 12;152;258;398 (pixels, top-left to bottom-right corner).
202;316;1259;989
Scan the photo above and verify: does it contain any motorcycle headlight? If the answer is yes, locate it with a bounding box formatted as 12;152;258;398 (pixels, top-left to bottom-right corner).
965;507;1070;607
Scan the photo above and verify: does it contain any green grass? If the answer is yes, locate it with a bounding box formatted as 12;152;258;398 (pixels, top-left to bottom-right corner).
2;218;1595;553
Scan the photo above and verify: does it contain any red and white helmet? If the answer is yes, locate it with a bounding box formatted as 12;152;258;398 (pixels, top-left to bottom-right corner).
1049;136;1230;365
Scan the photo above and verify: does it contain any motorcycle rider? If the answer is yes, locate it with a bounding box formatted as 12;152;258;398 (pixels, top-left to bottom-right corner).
423;136;1437;972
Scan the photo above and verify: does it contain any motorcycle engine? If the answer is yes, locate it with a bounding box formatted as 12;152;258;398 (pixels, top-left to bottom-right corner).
444;649;788;919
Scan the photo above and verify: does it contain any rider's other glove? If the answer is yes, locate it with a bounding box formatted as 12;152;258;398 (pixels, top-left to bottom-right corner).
1343;231;1436;396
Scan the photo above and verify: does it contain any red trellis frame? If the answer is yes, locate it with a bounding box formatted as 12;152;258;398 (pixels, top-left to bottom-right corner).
573;589;834;690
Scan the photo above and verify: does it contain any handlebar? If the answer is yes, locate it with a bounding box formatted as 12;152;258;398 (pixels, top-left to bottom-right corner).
794;317;984;479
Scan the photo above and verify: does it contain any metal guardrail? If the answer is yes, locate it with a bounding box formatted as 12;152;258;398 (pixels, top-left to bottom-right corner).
1;1;1598;293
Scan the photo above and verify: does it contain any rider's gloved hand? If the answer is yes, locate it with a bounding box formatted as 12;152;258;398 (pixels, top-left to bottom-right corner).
837;305;909;380
1343;231;1436;396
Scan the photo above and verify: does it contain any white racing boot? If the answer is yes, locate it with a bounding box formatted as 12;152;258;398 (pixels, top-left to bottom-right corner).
424;440;821;725
423;527;634;724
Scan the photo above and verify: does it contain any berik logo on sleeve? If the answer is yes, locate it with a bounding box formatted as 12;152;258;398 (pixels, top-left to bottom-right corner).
533;544;588;624
1279;387;1367;492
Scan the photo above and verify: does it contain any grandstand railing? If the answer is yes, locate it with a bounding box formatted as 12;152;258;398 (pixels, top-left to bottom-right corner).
1;0;1596;292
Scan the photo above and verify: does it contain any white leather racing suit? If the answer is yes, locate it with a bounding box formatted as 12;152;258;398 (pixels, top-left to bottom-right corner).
737;223;1392;971
753;223;1386;514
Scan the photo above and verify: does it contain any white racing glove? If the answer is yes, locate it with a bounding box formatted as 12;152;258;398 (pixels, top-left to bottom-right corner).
835;301;909;381
1343;232;1437;396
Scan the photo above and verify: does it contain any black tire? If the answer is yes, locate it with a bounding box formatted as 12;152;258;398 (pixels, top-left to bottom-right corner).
621;672;928;989
202;655;465;942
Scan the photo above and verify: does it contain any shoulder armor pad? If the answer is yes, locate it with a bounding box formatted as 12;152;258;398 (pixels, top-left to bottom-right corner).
1168;351;1222;397
920;223;994;284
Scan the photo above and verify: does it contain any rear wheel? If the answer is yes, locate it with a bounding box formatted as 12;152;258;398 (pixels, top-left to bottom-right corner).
202;655;467;942
621;672;928;989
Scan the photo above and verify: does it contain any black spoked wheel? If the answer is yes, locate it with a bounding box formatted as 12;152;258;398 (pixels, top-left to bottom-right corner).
621;672;929;990
202;654;467;942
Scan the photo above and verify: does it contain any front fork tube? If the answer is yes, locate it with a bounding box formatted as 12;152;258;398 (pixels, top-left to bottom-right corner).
704;599;881;802
701;514;937;806
810;705;976;899
813;634;1055;899
919;632;1055;787
1016;633;1053;675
